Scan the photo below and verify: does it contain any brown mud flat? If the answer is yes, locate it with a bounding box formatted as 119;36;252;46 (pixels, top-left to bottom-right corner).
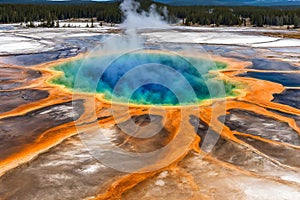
0;89;49;114
273;89;300;110
0;52;300;199
0;100;84;161
263;31;300;39
223;109;300;146
0;66;42;90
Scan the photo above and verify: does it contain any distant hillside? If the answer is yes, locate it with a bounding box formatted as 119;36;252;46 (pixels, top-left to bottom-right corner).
0;0;300;6
155;0;300;6
0;0;117;4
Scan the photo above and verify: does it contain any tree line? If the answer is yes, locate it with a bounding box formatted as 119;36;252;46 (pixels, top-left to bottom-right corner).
0;3;122;25
0;1;299;28
170;6;300;27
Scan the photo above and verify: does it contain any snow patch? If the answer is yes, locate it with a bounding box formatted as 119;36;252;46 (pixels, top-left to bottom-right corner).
142;31;279;46
155;180;165;187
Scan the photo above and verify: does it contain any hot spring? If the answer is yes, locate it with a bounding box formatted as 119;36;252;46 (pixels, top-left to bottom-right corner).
51;50;237;106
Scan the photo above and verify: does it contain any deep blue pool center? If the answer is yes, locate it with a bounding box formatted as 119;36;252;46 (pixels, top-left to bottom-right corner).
52;51;236;105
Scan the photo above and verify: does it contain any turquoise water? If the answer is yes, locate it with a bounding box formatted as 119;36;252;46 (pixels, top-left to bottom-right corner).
52;52;236;105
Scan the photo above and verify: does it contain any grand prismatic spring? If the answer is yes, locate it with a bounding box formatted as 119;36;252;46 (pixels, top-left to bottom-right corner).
1;0;300;199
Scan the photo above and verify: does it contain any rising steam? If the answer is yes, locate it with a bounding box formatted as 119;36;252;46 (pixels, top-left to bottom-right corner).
119;0;169;32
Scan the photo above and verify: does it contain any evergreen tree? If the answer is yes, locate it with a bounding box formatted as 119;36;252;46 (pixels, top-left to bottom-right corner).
91;18;94;28
51;20;55;28
293;15;299;28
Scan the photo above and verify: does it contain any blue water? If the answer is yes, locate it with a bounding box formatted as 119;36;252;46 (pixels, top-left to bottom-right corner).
242;72;300;87
52;52;235;105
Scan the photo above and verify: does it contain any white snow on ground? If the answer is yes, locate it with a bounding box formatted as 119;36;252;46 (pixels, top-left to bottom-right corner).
0;23;299;55
0;23;298;67
0;36;30;42
280;174;300;184
0;41;44;54
239;177;300;200
0;24;118;55
79;163;105;174
173;26;299;34
0;35;45;54
63;33;100;37
252;39;300;47
142;31;300;47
